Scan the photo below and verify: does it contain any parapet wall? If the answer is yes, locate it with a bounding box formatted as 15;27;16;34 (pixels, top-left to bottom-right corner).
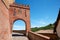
39;33;58;40
28;31;50;40
13;30;26;35
10;3;30;10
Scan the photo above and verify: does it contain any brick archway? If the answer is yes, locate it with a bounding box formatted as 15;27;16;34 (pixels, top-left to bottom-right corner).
13;19;26;26
9;3;30;36
12;18;27;31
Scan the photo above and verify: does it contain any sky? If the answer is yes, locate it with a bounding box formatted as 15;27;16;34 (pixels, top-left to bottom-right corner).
13;0;60;30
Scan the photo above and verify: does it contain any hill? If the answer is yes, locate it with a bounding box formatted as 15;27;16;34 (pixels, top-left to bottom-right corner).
31;24;54;32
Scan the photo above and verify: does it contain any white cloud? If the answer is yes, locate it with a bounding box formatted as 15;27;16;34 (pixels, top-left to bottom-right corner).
39;20;46;24
12;25;25;30
31;19;49;27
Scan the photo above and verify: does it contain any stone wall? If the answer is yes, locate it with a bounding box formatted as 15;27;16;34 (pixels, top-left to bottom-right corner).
56;20;60;37
28;31;50;40
13;30;26;35
0;0;11;40
39;33;58;40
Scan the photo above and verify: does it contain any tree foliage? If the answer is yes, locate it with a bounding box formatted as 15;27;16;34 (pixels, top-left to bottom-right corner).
31;24;54;32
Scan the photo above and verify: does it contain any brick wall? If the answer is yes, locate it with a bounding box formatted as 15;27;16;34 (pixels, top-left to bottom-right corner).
28;31;50;40
0;0;11;40
3;0;15;8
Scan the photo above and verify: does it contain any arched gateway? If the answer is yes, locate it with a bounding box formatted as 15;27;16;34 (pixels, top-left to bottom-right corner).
9;3;31;36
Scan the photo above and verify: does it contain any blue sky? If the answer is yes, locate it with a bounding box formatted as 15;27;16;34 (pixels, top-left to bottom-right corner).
13;0;60;30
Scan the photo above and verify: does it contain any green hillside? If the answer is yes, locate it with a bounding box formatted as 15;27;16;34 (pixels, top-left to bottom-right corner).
31;24;54;32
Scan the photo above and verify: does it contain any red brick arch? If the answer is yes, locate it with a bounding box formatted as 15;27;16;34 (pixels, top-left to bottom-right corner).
13;18;26;24
9;3;31;36
12;18;27;30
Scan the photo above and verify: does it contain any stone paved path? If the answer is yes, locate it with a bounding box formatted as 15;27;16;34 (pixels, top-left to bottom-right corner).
12;36;29;40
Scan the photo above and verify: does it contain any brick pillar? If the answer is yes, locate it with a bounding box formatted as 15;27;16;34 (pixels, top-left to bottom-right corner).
26;9;31;36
